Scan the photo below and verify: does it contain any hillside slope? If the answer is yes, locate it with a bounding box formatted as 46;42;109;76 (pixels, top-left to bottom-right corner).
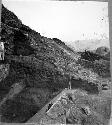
0;5;111;123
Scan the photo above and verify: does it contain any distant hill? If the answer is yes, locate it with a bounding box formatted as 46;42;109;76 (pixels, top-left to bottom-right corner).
68;39;110;52
95;46;110;56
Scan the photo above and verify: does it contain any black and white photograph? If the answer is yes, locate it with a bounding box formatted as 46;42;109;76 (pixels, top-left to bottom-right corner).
0;0;111;124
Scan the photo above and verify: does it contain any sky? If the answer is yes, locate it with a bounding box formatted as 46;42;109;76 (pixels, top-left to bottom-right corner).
2;0;109;50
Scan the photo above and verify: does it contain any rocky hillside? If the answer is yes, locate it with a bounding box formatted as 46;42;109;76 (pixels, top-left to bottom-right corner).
0;5;111;123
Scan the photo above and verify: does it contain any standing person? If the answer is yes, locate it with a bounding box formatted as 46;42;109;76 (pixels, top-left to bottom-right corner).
68;75;72;90
0;42;4;60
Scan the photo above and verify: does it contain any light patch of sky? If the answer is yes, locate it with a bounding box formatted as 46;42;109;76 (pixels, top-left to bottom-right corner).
2;0;109;43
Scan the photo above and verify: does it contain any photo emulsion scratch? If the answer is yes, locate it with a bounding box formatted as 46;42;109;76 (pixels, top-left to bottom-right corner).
0;0;111;125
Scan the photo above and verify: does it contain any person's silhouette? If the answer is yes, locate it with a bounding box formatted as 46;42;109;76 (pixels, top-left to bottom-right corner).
68;75;72;89
0;42;4;60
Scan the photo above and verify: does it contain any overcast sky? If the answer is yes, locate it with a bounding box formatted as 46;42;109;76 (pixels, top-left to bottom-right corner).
3;0;109;44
